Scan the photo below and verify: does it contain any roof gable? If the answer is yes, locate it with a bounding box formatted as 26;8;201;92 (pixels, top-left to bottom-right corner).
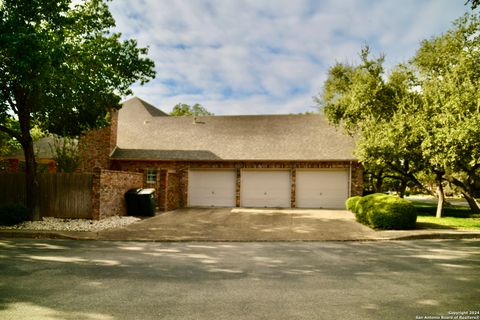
120;97;169;117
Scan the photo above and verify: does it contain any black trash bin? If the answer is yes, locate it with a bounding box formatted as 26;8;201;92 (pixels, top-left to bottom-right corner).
125;188;156;216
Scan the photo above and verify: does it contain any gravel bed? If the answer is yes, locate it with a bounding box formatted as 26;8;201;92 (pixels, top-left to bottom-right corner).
0;216;141;232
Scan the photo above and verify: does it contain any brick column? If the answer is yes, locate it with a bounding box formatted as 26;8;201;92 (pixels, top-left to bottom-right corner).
165;171;180;211
8;159;20;172
47;161;56;173
290;168;296;208
91;167;102;220
235;168;241;207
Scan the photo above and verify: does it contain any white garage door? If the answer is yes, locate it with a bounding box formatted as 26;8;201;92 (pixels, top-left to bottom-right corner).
188;170;236;207
241;170;291;207
296;170;349;209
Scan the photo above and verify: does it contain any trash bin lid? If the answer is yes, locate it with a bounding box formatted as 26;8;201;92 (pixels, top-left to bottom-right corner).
138;188;155;194
126;188;141;194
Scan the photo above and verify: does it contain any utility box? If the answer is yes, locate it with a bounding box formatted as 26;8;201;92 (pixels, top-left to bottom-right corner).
125;188;156;216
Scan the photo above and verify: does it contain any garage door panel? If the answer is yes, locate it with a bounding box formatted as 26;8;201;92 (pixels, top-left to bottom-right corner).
188;170;236;207
241;171;291;207
296;170;349;209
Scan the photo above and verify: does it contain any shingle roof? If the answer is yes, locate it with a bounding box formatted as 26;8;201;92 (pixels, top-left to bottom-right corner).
112;99;356;161
121;96;169;117
7;135;76;160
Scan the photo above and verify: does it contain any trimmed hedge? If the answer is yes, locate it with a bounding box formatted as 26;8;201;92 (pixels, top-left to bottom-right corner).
0;203;30;226
353;193;417;230
345;196;361;213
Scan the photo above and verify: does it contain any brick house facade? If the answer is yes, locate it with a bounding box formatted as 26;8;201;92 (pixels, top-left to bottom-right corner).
109;160;363;212
79;97;363;212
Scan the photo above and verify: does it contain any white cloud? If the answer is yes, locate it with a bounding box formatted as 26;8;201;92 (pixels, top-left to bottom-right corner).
110;0;469;115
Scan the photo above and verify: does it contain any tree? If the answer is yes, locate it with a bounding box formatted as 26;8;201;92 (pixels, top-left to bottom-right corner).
0;118;20;157
316;48;428;198
170;103;214;116
413;13;480;213
466;0;479;9
0;0;155;219
49;136;81;173
317;14;480;216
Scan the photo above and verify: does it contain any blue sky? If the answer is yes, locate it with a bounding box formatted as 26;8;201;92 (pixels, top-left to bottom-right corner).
108;0;469;115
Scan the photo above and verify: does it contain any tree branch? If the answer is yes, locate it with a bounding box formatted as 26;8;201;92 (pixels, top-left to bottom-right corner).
0;82;18;113
0;124;21;141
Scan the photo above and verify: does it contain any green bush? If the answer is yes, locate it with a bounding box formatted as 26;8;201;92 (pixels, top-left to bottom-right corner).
355;193;385;225
345;196;362;213
0;203;30;226
354;194;417;230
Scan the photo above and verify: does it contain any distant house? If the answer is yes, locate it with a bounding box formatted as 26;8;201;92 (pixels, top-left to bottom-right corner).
79;97;363;211
1;136;60;173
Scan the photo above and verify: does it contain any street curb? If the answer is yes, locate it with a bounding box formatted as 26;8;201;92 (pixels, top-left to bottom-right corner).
1;230;480;242
384;233;480;240
0;230;98;241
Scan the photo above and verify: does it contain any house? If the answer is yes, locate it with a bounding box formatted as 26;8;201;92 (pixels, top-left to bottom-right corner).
79;97;363;211
1;135;61;173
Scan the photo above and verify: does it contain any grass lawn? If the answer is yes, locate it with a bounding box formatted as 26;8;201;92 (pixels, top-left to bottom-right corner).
416;216;480;230
411;200;480;231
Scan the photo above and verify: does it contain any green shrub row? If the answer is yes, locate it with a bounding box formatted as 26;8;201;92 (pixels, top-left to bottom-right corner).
345;193;417;230
345;196;361;213
0;203;29;226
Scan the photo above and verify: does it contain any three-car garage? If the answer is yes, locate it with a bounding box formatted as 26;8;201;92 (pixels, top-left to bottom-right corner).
187;168;350;209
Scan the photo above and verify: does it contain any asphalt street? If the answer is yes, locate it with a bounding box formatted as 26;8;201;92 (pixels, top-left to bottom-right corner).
0;239;479;320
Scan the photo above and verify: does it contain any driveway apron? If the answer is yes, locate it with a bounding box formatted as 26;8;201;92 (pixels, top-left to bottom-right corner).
97;208;377;241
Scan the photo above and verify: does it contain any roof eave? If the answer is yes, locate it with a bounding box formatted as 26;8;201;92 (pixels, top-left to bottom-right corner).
110;157;358;162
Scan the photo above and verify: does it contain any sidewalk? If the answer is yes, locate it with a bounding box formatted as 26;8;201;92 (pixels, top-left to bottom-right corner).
1;208;479;241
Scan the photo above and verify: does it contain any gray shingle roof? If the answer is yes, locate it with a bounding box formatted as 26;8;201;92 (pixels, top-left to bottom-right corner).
7;135;76;160
121;97;169;117
112;99;356;161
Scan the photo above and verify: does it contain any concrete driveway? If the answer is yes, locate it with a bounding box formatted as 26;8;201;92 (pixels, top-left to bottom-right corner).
98;208;377;241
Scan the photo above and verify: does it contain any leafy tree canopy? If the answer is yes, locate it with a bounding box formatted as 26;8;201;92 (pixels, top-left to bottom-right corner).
317;13;480;214
0;0;155;138
413;13;480;211
0;0;155;217
170;103;214;116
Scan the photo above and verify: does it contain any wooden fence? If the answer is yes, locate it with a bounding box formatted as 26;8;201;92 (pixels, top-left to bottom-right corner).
0;173;93;219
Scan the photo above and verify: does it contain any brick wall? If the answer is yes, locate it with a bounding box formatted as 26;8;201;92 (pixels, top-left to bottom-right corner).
78;109;118;173
111;160;364;210
165;171;180;211
91;168;143;220
350;162;364;197
0;159;20;173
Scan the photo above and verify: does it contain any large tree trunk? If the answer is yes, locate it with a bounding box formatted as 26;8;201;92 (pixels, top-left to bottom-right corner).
435;173;445;218
19;110;40;221
462;192;480;214
374;176;383;193
446;175;480;214
398;179;407;198
23;138;39;220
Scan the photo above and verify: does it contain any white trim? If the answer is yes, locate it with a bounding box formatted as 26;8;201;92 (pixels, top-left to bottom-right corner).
146;168;157;184
349;161;352;198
